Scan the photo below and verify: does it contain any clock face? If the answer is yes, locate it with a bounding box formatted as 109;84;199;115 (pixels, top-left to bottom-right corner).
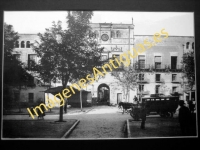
101;34;109;41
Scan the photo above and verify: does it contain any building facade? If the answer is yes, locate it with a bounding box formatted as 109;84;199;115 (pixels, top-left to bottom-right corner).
12;23;195;105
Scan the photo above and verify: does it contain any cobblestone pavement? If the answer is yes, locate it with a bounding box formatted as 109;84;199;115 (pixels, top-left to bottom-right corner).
65;106;132;139
3;106;132;139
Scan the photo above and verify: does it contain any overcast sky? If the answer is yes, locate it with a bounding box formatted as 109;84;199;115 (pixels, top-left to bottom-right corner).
4;11;194;36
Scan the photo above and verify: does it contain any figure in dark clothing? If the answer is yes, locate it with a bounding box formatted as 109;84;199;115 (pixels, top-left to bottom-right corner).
134;96;138;105
178;100;191;136
188;100;195;114
37;105;46;119
140;103;146;129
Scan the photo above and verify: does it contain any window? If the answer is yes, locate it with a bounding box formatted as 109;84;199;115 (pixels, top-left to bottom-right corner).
13;54;21;61
138;55;145;69
26;41;31;48
101;55;108;61
172;74;177;81
15;41;19;48
155;56;161;69
155;85;160;94
172;87;177;93
171;56;177;69
28;93;34;103
21;41;25;48
186;42;189;49
155;74;161;82
139;74;144;80
112;54;122;68
94;30;99;38
28;54;37;70
111;30;115;38
116;30;121;38
139;85;144;92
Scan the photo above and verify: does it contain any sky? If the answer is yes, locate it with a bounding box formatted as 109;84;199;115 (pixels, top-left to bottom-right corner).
4;11;194;36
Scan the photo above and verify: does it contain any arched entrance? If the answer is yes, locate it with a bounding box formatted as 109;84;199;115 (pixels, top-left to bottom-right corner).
97;83;110;105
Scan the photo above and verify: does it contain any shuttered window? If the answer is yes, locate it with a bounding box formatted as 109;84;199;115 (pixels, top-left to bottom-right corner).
138;55;145;69
155;56;161;69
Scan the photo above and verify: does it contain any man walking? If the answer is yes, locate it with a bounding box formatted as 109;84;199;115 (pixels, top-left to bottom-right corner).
178;100;191;136
140;103;146;129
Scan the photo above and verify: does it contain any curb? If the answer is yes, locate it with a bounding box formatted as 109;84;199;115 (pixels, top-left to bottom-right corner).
84;107;95;113
126;119;131;138
61;120;80;138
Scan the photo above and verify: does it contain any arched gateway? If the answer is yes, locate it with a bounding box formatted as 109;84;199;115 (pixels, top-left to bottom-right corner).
97;83;110;105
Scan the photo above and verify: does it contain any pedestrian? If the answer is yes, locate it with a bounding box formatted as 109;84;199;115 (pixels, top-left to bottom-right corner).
178;100;191;136
188;100;195;114
37;104;46;119
140;103;146;129
134;95;138;104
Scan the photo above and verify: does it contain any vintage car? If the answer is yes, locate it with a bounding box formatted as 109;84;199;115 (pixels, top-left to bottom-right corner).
130;96;180;119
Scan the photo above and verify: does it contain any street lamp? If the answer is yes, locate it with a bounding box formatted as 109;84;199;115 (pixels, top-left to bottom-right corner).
80;87;83;111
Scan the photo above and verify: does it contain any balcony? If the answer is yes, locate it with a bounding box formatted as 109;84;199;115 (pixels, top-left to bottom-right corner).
137;78;150;83
135;64;183;72
170;90;183;96
137;90;150;95
155;78;165;83
171;79;181;83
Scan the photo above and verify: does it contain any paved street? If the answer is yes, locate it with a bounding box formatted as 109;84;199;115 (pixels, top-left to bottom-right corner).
3;106;133;139
4;105;194;139
66;106;132;139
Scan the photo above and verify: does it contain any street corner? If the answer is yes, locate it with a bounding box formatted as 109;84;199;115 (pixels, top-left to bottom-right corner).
61;119;80;138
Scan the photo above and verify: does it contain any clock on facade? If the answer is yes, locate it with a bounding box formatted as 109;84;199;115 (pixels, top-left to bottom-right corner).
101;34;109;41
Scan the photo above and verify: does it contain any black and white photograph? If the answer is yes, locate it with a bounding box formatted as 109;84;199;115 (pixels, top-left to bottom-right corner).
2;9;198;140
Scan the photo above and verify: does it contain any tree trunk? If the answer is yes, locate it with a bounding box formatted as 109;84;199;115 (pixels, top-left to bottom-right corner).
18;85;22;113
58;79;68;122
59;103;64;121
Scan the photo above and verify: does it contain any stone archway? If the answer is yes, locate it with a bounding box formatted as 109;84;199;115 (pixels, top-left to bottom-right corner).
97;83;110;105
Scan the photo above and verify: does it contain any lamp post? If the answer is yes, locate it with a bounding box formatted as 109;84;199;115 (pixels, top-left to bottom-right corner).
80;87;83;111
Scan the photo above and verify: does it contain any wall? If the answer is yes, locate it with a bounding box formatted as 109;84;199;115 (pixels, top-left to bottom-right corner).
13;31;194;104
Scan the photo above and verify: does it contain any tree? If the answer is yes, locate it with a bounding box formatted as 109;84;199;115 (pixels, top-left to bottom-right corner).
3;23;34;111
182;50;195;91
111;65;138;102
33;11;104;121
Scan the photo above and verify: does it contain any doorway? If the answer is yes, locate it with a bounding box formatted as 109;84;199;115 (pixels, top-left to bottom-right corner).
117;93;122;104
97;83;110;105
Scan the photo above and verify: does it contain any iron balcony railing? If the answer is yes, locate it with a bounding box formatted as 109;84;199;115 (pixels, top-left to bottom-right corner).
155;78;165;83
137;90;150;95
169;90;184;95
134;64;183;72
171;79;182;83
137;78;150;83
